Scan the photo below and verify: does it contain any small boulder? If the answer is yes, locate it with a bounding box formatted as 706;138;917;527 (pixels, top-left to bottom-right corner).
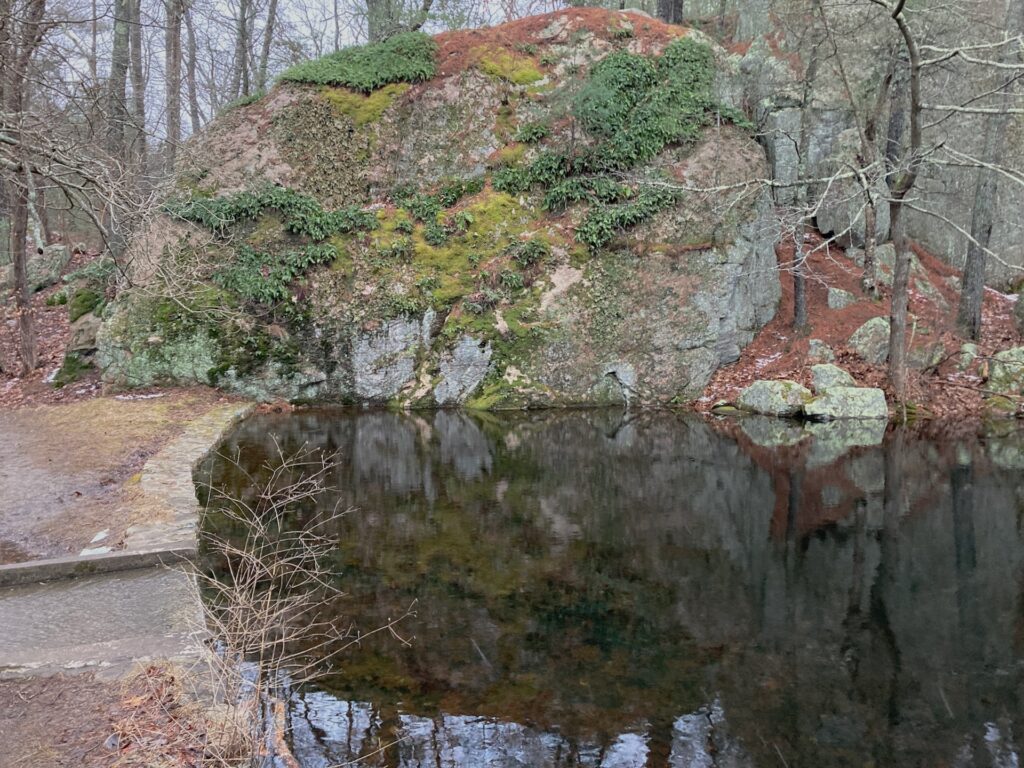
804;386;888;420
1;244;71;293
989;347;1024;396
958;342;979;371
909;340;946;370
68;312;103;353
849;317;890;364
807;338;835;363
811;363;856;393
738;379;813;417
827;287;857;310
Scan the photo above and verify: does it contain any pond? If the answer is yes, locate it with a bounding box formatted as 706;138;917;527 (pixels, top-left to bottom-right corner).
198;409;1024;768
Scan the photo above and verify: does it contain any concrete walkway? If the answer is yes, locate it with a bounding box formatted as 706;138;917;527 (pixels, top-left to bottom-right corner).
0;398;253;676
0;567;202;677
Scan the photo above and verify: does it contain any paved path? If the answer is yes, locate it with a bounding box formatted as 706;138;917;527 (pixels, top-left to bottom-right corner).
0;566;203;676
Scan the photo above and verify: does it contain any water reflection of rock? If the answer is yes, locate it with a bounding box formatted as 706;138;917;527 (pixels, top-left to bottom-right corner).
204;411;1024;768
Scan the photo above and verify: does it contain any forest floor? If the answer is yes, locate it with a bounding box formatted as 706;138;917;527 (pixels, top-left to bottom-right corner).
699;234;1022;428
0;666;211;767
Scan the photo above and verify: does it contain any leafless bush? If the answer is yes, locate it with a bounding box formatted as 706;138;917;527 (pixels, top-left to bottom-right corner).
185;441;414;766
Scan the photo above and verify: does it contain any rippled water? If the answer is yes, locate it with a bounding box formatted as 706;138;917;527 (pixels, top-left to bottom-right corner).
199;409;1024;768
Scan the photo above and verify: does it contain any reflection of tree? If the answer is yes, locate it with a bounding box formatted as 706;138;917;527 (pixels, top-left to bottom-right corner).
201;411;1024;767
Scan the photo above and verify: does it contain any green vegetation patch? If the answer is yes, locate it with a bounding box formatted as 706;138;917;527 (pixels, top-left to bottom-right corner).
280;31;437;92
322;82;410;126
213;243;339;304
489;36;723;251
53;352;93;388
165;185;377;240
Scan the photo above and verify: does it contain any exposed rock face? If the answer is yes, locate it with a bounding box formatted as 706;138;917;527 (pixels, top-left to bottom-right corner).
737;380;812;417
96;9;781;408
714;0;1024;287
807;338;835;363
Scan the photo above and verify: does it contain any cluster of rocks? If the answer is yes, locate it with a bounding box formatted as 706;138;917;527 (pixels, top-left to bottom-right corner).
735;364;888;421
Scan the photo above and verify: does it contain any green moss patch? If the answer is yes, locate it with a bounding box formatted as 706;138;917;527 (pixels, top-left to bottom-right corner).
322;82;410;126
280;31;437;92
68;288;104;323
474;48;544;86
53;352;93;388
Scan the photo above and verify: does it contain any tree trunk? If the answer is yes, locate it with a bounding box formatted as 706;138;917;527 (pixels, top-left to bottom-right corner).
366;0;393;42
657;0;684;24
165;0;183;170
887;202;911;398
10;182;36;374
256;0;278;92
957;1;1020;340
106;0;131;160
232;0;251;97
184;9;202;133
793;252;808;330
861;196;878;296
128;0;147;170
956;131;999;341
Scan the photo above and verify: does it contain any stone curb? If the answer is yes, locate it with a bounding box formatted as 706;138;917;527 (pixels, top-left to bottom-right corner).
0;545;195;588
123;402;256;553
1;401;255;587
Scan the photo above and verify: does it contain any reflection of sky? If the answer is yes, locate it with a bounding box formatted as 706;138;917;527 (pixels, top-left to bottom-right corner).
289;691;750;767
290;689;1024;768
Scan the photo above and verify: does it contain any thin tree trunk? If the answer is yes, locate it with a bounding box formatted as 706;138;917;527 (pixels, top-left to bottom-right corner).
106;0;131;160
862;198;878;296
128;0;146;170
165;0;183;170
89;0;98;82
957;1;1021;340
10;183;36;373
886;9;923;401
333;0;341;50
956;123;1001;340
232;0;251;97
256;0;277;92
887;202;911;397
793;39;821;330
184;8;202;132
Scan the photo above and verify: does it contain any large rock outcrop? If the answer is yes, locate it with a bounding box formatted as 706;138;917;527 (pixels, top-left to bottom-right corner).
708;0;1024;288
97;9;780;408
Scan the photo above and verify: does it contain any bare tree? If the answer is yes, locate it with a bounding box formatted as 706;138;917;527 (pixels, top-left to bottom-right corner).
2;0;48;374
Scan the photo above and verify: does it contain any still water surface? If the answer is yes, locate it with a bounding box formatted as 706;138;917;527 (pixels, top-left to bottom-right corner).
200;409;1024;768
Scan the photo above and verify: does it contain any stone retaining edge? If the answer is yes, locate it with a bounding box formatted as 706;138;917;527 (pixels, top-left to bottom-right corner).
0;400;256;588
0;545;196;587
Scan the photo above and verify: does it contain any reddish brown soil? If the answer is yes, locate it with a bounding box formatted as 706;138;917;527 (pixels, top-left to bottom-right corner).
700;233;1022;423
